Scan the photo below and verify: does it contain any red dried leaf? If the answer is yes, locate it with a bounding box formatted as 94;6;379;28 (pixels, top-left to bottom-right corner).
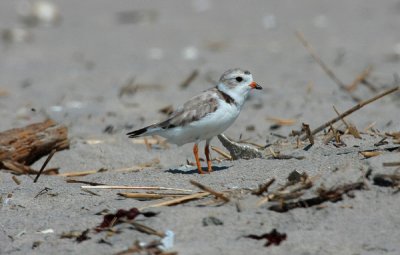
246;229;287;247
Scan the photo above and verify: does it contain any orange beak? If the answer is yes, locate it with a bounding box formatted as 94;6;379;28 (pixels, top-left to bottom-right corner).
249;81;262;90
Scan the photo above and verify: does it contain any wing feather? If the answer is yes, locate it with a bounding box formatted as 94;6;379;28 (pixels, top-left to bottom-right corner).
160;88;219;129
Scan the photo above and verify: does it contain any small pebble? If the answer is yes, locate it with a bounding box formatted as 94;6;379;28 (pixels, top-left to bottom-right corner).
202;216;224;226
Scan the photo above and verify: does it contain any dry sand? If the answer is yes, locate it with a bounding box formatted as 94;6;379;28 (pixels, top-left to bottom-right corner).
1;1;400;254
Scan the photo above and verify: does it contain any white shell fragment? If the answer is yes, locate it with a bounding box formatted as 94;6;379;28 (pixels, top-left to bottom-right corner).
159;230;175;250
39;229;55;234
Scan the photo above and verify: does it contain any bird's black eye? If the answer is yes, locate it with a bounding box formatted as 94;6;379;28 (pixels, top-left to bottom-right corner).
235;76;243;82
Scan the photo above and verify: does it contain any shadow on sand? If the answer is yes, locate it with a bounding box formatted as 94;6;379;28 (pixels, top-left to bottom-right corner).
165;165;230;174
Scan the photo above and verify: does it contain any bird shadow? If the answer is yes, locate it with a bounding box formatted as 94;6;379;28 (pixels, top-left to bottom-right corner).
165;165;230;175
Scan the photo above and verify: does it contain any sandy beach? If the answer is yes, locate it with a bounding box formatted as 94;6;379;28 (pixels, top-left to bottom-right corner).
1;1;400;254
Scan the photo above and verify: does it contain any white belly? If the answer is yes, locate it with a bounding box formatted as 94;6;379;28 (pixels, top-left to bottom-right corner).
159;103;239;146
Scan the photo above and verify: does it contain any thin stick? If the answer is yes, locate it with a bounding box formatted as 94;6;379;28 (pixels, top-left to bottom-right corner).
346;66;373;92
180;69;199;89
58;169;106;177
333;105;361;139
252;178;275;196
130;221;165;238
81;185;193;193
66;179;105;186
139;192;210;210
34;149;56;183
301;86;399;141
211;146;232;160
266;117;296;126
332;106;350;128
190;180;230;202
295;31;361;102
118;192;188;199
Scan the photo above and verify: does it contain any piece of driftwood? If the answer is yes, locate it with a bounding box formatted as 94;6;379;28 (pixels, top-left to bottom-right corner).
0;119;69;170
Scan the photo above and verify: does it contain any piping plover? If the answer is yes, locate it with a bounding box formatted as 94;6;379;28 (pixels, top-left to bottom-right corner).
127;68;262;174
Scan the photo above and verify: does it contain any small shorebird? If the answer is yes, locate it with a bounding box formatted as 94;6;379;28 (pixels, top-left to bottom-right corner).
127;68;262;174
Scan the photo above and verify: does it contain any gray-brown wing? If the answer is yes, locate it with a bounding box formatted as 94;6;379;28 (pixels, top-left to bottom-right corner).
158;88;219;129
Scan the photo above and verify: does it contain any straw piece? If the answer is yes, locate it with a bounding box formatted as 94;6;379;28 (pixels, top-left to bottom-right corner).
81;185;193;193
139;192;210;210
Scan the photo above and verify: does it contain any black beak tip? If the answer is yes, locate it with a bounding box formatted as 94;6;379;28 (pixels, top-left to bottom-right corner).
255;84;262;90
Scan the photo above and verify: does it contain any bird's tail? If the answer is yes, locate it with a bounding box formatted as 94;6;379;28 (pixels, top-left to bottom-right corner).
126;126;150;138
126;124;161;138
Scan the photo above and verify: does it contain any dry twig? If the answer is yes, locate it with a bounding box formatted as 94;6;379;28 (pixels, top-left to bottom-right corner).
190;180;230;202
252;178;276;196
300;86;399;141
346;66;373;92
333;105;361;139
139;192;210;210
210;146;232;160
81;185;193;193
118;192;188;199
180;69;199;89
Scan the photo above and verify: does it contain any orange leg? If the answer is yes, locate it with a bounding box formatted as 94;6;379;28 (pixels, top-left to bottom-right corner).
205;140;213;173
193;144;205;174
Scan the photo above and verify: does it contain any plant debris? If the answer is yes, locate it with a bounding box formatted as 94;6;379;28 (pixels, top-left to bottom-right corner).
61;229;91;243
246;229;287;247
252;178;275;196
118;192;189;200
66;179;105;186
269;181;365;213
302;123;314;145
190;180;230;202
299;86;399;141
96;207;158;231
267;117;296;126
